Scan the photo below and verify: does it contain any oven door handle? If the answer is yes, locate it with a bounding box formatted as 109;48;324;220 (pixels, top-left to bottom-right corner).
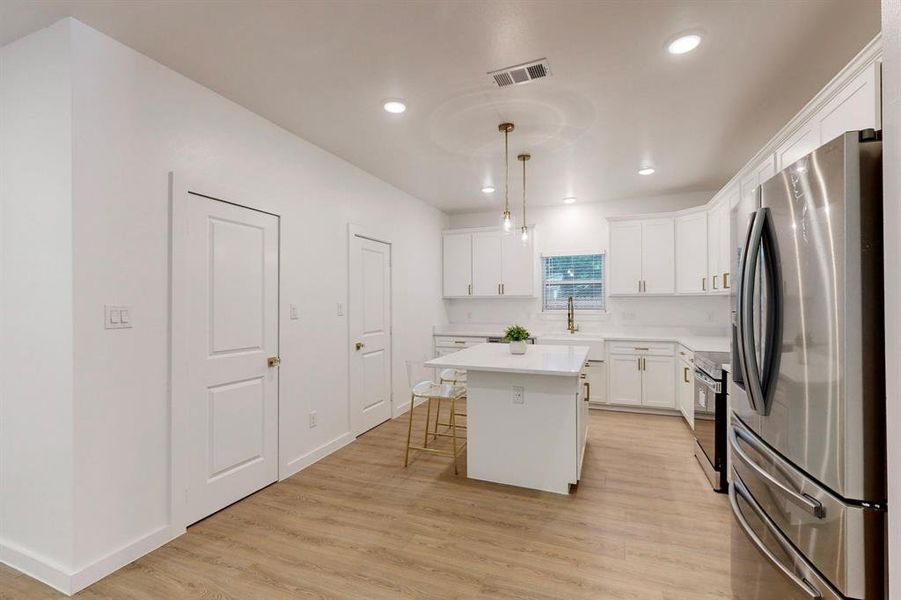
729;425;825;519
730;474;823;599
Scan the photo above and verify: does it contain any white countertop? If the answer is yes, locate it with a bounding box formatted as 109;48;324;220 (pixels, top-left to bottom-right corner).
433;327;730;353
426;343;589;376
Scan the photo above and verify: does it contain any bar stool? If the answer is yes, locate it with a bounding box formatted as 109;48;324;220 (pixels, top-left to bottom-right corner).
434;368;467;440
404;361;466;474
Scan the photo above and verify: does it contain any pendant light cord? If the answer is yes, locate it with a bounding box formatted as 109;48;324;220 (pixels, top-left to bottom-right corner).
504;128;510;215
521;155;526;226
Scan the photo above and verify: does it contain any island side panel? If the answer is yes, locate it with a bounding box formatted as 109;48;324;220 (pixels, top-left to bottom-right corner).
466;369;580;495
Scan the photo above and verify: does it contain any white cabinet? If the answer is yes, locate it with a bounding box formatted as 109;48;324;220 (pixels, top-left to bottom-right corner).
608;354;642;406
500;232;534;296
777;62;881;171
676;347;694;428
609;221;642;295
442;234;472;297
442;228;534;298
641;219;675;294
706;200;723;294
471;231;502;296
606;342;675;409
675;212;708;294
583;360;606;405
609;218;675;295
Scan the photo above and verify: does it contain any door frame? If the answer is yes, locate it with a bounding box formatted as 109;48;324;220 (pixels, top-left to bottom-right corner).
169;172;281;529
347;223;393;435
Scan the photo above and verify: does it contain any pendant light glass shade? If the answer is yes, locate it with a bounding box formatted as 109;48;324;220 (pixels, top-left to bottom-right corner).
498;122;515;235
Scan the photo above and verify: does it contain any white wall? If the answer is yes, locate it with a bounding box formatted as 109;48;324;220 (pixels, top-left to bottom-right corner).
0;20;76;583
445;194;731;335
2;18;448;593
881;1;900;596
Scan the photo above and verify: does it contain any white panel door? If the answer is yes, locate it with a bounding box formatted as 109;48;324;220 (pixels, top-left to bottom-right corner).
471;231;502;296
816;62;880;144
609;221;642;295
185;195;279;525
641;356;676;409
675;212;708;294
607;354;642;406
350;235;392;436
442;234;471;297
640;218;675;294
500;232;533;296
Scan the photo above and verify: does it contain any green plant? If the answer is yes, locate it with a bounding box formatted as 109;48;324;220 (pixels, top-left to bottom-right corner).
504;324;531;342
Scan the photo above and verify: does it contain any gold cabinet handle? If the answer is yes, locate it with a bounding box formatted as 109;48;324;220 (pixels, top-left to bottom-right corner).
638;279;642;293
468;284;472;295
354;342;365;351
267;356;281;368
723;272;730;289
713;274;719;290
584;381;591;402
684;366;690;383
637;357;641;370
702;277;706;291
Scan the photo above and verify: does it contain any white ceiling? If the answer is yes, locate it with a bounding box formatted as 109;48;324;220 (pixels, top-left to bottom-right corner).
0;0;880;214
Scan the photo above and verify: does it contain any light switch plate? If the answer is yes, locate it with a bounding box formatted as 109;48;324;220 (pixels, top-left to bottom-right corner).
105;305;132;329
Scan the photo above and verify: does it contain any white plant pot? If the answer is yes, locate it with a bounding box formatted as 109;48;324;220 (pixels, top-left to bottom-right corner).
509;340;527;355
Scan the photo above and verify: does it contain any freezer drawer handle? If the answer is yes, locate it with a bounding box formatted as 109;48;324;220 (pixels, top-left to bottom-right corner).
730;474;823;599
729;426;825;519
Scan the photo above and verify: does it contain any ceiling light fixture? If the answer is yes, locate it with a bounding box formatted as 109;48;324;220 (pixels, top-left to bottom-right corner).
667;33;702;55
383;100;407;114
563;197;577;204
518;153;531;244
482;186;496;194
638;167;656;176
498;122;516;233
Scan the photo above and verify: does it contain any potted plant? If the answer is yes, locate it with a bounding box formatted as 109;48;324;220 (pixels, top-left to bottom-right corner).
505;324;531;355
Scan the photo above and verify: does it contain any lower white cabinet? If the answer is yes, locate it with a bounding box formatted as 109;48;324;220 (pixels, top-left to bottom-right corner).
582;360;606;405
607;347;675;409
677;354;694;428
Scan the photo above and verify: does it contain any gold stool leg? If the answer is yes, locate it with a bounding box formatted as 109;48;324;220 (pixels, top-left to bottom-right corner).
423;397;434;447
450;397;459;476
432;399;442;441
404;393;415;467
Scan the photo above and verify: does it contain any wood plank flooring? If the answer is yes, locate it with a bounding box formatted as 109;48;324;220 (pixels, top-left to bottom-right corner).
1;410;736;599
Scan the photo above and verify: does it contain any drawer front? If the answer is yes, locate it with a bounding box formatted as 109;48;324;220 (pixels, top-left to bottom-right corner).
434;336;488;347
607;340;674;356
677;344;694;364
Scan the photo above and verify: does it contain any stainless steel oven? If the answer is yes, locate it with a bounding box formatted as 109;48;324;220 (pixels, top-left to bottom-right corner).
693;351;729;492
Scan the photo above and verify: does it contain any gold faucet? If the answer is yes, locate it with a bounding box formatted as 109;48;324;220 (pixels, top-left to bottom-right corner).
567;296;579;333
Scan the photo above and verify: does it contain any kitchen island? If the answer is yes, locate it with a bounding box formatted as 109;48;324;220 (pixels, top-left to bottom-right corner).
426;343;590;494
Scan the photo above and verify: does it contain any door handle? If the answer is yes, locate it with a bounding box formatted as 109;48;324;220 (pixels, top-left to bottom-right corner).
355;342;365;351
267;356;281;368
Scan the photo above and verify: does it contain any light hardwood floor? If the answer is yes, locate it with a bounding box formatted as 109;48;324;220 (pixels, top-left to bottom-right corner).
1;409;736;599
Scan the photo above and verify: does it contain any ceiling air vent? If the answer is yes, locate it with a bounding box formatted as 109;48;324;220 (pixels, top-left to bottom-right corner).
488;58;551;88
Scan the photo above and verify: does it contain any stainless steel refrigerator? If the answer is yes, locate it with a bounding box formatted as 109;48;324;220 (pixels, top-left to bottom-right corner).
729;130;885;600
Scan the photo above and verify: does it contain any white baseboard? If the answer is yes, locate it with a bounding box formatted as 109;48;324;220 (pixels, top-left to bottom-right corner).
1;524;182;596
588;403;681;417
392;395;426;419
0;538;73;595
281;431;354;480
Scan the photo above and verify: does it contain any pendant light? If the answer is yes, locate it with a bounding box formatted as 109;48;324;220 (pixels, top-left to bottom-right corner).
498;122;515;234
518;153;531;243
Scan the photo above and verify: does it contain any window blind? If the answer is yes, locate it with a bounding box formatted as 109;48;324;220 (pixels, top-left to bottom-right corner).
542;254;605;311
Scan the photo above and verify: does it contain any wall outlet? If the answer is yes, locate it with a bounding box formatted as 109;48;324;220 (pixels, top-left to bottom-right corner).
512;385;524;405
309;410;317;428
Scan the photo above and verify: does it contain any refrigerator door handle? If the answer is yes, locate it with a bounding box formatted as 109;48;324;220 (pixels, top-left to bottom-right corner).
737;210;763;412
757;207;784;417
730;425;825;518
730;474;824;599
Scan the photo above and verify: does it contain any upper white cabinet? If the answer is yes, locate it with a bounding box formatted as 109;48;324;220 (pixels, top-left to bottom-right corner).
777;61;881;171
442;233;472;297
675;212;708;294
471;231;502;296
442;228;534;298
609;218;675;295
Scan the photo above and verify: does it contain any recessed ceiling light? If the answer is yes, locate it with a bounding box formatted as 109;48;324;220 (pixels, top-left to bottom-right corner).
667;33;702;55
383;100;407;114
638;167;655;176
481;186;496;194
563;197;577;204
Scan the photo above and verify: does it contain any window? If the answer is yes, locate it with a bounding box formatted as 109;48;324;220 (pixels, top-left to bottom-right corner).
542;254;606;311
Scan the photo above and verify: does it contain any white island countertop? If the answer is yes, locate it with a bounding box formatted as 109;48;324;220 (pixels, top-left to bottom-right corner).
426;343;589;377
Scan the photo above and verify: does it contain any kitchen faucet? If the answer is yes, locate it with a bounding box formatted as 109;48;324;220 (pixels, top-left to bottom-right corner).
567;296;579;333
